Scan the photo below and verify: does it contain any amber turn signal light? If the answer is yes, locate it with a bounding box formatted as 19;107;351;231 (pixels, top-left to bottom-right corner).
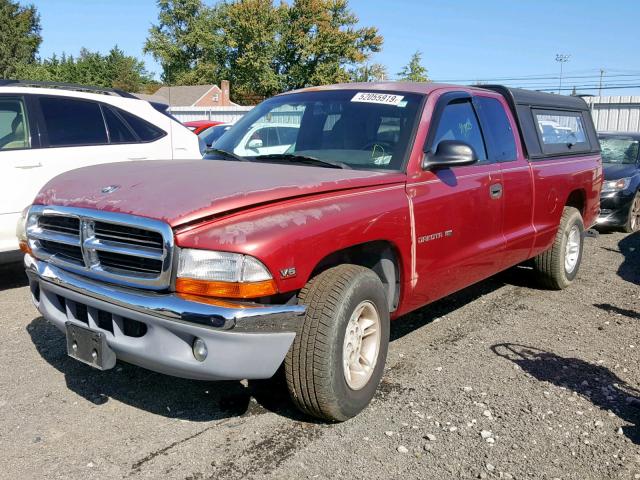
19;240;32;255
175;278;278;299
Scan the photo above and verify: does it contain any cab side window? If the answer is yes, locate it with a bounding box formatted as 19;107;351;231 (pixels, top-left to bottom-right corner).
0;97;30;151
432;100;487;162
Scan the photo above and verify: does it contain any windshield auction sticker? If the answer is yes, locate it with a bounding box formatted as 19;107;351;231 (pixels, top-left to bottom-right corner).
351;92;405;106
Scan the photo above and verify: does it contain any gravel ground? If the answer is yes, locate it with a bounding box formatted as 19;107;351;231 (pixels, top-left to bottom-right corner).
0;230;638;480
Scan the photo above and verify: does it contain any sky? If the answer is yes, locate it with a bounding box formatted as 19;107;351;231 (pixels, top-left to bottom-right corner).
29;0;640;95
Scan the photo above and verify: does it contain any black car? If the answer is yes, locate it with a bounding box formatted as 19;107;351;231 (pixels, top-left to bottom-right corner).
597;132;640;232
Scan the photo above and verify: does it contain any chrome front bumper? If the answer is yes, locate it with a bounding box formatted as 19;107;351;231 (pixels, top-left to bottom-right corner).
25;255;305;381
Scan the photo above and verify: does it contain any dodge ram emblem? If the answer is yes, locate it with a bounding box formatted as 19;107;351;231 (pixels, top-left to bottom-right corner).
101;185;120;194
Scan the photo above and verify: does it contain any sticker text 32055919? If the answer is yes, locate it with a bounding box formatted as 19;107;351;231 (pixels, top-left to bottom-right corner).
351;92;405;106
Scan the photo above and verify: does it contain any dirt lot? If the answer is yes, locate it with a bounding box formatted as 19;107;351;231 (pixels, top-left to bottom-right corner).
0;230;638;480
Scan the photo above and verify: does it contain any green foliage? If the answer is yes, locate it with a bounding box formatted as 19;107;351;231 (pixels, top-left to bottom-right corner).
0;0;42;78
145;0;383;103
397;50;429;83
350;63;388;82
13;46;157;92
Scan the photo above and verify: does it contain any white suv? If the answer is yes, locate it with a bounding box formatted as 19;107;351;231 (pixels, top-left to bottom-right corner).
0;80;203;262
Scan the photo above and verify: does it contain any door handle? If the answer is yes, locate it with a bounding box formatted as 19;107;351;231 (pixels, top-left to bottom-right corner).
489;183;503;199
15;162;42;169
127;157;148;160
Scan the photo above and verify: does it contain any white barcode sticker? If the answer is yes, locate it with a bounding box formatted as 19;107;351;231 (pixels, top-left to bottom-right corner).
351;92;405;106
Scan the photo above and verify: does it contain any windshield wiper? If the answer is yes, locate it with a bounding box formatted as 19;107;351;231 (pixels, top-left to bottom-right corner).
205;148;248;162
254;154;351;169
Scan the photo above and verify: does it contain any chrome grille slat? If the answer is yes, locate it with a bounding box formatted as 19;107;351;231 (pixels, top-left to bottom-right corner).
94;222;163;248
26;206;174;290
29;229;81;246
97;251;163;274
84;238;164;260
92;231;162;248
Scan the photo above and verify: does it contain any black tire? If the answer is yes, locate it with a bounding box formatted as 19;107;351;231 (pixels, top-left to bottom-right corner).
533;206;584;290
285;264;390;421
623;191;640;234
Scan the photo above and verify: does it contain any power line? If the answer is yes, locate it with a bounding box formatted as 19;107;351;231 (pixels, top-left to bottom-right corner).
434;73;640;83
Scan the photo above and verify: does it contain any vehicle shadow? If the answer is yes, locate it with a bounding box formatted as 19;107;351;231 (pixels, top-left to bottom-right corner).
617;232;639;285
594;303;640;320
26;316;313;423
0;261;28;291
492;343;640;444
390;265;540;342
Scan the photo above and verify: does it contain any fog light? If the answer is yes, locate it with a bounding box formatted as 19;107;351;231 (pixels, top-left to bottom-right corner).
192;338;208;362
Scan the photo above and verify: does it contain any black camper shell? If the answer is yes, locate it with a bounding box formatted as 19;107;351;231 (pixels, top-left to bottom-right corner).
480;85;600;160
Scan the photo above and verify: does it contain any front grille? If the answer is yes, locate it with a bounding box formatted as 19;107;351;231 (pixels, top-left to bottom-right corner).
27;206;174;289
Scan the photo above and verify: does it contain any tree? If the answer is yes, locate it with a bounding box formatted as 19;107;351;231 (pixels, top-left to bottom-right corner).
143;0;219;85
397;50;429;83
0;0;42;78
278;0;383;90
14;46;156;92
350;63;388;82
144;0;384;103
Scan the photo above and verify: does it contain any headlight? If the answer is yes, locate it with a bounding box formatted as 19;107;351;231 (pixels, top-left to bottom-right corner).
601;177;631;193
175;249;277;298
15;205;33;254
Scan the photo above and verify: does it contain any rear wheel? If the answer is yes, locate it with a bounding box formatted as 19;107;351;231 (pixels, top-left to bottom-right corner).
533;206;584;289
623;191;640;233
285;264;389;421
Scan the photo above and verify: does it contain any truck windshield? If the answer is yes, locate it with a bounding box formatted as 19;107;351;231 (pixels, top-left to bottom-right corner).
599;137;639;164
207;90;423;170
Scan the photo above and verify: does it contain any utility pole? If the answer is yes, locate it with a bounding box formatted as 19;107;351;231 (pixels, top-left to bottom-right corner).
598;68;605;97
555;54;570;94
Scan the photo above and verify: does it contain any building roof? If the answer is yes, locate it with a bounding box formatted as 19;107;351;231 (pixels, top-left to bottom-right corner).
153;85;220;107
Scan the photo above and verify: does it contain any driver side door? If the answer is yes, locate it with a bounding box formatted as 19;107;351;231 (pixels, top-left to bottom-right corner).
407;92;505;306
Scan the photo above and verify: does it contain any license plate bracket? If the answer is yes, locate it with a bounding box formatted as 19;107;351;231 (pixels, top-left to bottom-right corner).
65;321;116;370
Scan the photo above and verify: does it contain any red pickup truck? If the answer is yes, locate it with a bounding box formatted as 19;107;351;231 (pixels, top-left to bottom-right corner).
20;82;602;421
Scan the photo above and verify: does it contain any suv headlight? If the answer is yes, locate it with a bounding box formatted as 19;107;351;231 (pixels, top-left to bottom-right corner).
176;249;277;298
16;205;33;254
601;177;631;193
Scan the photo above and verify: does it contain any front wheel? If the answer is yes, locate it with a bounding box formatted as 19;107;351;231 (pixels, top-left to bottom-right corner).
623;191;640;233
285;264;390;421
533;206;585;289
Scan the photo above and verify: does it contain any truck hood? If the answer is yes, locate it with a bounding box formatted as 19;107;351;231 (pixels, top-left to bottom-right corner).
34;160;406;227
603;163;638;181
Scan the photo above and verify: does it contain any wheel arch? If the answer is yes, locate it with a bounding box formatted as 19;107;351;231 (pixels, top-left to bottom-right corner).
309;240;402;313
565;188;586;216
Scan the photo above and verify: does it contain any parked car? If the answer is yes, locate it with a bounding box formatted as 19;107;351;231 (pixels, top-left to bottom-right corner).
596;132;640;232
231;122;300;156
183;120;224;134
21;82;601;421
199;123;232;148
0;80;203;263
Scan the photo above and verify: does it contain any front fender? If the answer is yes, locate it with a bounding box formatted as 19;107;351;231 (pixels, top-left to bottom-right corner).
174;185;412;295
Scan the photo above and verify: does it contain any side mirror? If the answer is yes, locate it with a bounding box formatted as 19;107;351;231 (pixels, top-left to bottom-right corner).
247;138;263;150
422;140;477;170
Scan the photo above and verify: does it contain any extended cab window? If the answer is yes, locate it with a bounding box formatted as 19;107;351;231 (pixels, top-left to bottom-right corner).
39;97;108;146
534;110;590;155
0;97;30;150
476;97;517;162
432;100;487;162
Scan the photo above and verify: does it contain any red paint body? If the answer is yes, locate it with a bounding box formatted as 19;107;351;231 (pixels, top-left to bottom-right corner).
34;83;602;319
183;120;224;134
